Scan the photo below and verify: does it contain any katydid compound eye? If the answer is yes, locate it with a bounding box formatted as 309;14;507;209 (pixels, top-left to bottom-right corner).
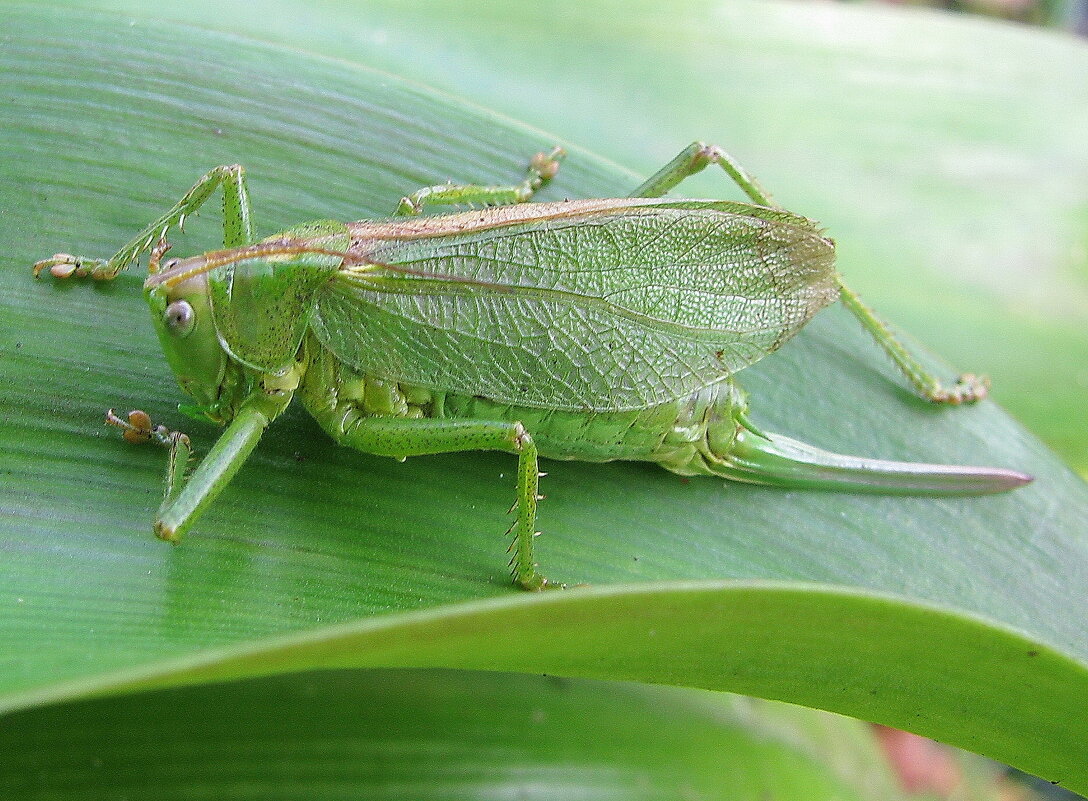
164;299;195;337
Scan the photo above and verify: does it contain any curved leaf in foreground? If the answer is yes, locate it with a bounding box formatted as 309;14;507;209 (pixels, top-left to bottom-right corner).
0;669;906;801
5;584;1086;792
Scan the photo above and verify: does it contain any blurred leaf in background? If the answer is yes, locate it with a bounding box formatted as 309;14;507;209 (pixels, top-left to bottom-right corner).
842;0;1088;31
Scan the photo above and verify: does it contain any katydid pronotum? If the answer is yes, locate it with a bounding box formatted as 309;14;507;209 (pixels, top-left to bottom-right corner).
34;142;1031;589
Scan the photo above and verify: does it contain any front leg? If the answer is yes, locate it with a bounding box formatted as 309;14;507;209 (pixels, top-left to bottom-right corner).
107;409;193;534
34;164;255;280
108;390;287;544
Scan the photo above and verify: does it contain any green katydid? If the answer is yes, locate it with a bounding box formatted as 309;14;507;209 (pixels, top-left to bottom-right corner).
34;142;1031;590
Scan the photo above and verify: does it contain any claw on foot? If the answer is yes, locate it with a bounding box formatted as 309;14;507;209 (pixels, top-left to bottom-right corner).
516;571;566;591
530;146;565;182
147;237;172;275
106;408;188;449
396;196;422;216
106;408;154;444
928;373;990;405
33;253;116;281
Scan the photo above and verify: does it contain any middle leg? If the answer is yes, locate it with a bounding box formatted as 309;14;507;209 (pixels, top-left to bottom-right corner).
395;147;564;215
34;164;256;281
330;413;552;591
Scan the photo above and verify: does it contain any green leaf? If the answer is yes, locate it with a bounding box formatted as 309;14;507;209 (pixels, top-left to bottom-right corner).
0;669;909;800
1;2;1086;794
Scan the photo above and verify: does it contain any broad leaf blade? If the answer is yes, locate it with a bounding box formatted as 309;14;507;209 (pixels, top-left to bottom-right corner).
0;669;904;801
1;4;1086;793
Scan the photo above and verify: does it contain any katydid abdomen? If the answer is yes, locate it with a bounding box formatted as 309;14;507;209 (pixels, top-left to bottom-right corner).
298;333;1028;498
299;331;739;465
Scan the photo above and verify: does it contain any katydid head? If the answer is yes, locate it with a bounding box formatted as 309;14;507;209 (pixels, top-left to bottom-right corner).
145;257;234;418
142;228;351;422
